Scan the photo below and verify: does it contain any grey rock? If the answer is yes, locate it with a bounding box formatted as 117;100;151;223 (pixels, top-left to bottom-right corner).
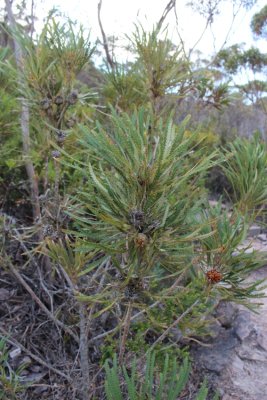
30;365;43;373
248;224;261;237
21;356;32;366
192;328;238;373
215;301;237;328
257;233;267;242
0;288;10;301
9;347;21;359
22;372;46;383
233;311;256;341
192;265;267;399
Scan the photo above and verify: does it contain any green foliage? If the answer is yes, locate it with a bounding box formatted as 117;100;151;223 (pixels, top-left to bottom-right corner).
102;25;191;118
0;88;21;168
103;63;148;113
0;16;97;212
197;202;265;307
0;337;25;400
104;351;215;400
0;48;21;169
62;108;264;343
45;237;108;283
223;135;267;214
237;79;267;103
130;25;190;99
16;18;94;101
1;7;267;399
215;45;267;75
251;4;267;37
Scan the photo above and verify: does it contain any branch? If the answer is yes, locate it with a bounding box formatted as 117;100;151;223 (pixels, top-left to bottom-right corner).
57;264;90;400
7;259;79;343
97;0;115;70
4;0;41;221
79;303;90;400
0;326;72;382
157;0;176;32
118;302;132;364
149;299;199;351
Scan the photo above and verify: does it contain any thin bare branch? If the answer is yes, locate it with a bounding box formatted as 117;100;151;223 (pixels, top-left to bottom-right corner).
7;259;79;343
118;302;132;364
4;0;41;221
157;0;176;32
97;0;115;70
0;326;72;381
79;303;90;400
149;299;199;351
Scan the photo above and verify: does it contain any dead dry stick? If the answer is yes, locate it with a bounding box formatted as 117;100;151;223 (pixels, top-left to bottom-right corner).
57;264;90;400
118;302;133;364
149;299;199;352
0;327;71;382
4;0;41;221
7;259;79;343
157;0;176;32
97;0;115;70
79;303;90;400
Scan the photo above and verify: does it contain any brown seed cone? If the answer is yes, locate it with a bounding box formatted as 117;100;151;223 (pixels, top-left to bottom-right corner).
206;269;223;283
134;233;148;248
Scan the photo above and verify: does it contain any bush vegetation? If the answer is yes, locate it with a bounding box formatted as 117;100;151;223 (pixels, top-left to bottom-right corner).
0;2;266;399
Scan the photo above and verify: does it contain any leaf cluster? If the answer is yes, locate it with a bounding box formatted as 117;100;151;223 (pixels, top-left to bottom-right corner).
104;351;216;400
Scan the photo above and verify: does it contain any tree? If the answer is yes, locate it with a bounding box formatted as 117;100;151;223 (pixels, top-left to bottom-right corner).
214;4;267;112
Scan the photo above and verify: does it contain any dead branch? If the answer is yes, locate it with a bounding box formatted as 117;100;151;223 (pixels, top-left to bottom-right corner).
79;303;90;400
7;259;79;343
118;302;132;364
0;326;72;381
4;0;41;221
97;0;115;70
149;299;199;351
157;0;176;32
57;264;91;400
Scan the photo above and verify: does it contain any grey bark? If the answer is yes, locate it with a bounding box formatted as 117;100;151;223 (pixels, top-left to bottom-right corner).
4;0;41;221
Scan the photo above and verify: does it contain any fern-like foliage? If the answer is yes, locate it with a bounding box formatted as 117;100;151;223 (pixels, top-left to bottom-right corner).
104;351;215;400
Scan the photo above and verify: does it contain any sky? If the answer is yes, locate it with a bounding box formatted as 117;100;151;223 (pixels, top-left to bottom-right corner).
33;0;266;61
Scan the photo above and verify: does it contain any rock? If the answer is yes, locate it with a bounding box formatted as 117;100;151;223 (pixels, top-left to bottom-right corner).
192;266;267;400
22;372;47;383
257;233;267;242
0;288;10;301
214;301;237;328
191;328;238;374
248;224;261;237
257;332;267;351
30;365;43;373
9;347;21;359
21;356;32;366
205;319;222;339
222;395;243;400
233;311;256;341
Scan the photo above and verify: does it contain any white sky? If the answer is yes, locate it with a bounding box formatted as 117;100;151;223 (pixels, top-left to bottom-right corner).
34;0;266;62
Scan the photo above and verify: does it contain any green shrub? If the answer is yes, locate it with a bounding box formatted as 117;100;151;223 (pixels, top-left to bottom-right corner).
104;351;217;400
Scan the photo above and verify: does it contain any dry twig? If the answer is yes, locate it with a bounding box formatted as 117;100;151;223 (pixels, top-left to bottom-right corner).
97;0;115;70
0;326;72;381
7;259;79;343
